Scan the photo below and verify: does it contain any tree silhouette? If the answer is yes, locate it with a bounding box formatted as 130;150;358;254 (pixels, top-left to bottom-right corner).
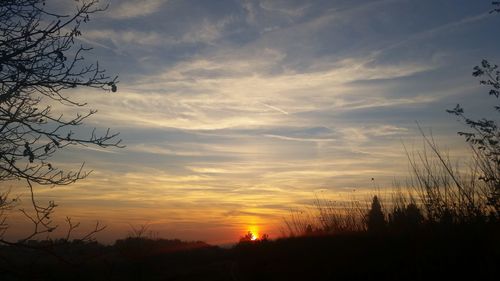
366;196;386;233
239;231;256;243
389;203;423;232
492;1;500;13
446;5;500;216
0;0;120;244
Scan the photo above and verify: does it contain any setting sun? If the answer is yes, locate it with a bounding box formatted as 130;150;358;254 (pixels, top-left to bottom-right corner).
248;226;259;240
240;226;261;242
250;233;258;241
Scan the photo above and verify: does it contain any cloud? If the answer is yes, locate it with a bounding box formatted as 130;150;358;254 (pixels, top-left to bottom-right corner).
258;1;310;18
110;0;167;19
86;29;164;46
10;0;497;244
77;50;434;131
84;16;233;49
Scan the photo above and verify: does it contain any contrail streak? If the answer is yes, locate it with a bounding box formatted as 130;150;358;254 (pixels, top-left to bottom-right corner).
260;102;289;115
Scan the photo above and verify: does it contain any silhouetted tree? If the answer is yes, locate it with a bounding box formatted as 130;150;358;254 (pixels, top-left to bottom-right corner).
440;2;500;218
305;224;313;235
389;203;423;232
0;0;120;245
366;196;386;233
239;231;255;243
492;1;500;13
447;64;499;215
260;233;269;242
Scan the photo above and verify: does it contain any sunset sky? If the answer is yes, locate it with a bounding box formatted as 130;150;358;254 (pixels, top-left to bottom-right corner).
6;0;500;244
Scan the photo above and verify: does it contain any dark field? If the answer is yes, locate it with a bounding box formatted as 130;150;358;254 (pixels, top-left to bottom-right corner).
1;224;498;281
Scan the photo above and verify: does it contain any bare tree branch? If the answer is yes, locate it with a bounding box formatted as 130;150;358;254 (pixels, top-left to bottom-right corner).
0;0;121;247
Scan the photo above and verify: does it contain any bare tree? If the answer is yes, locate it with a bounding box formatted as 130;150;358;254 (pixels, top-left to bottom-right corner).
492;1;500;13
446;60;500;216
0;0;121;244
442;2;500;216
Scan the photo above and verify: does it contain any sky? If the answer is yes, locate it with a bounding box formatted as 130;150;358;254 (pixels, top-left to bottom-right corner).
5;0;500;244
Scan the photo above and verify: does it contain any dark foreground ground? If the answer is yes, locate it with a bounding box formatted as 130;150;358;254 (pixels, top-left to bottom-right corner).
1;226;498;281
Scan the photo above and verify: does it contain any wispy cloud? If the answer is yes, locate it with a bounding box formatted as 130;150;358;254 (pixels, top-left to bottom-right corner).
11;0;498;244
77;52;435;131
85;15;234;49
110;0;168;19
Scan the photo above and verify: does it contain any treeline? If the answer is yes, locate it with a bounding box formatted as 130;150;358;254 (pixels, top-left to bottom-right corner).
0;237;224;280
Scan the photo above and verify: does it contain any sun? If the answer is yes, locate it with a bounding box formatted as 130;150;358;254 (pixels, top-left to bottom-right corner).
248;226;259;240
250;232;258;241
240;225;261;242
